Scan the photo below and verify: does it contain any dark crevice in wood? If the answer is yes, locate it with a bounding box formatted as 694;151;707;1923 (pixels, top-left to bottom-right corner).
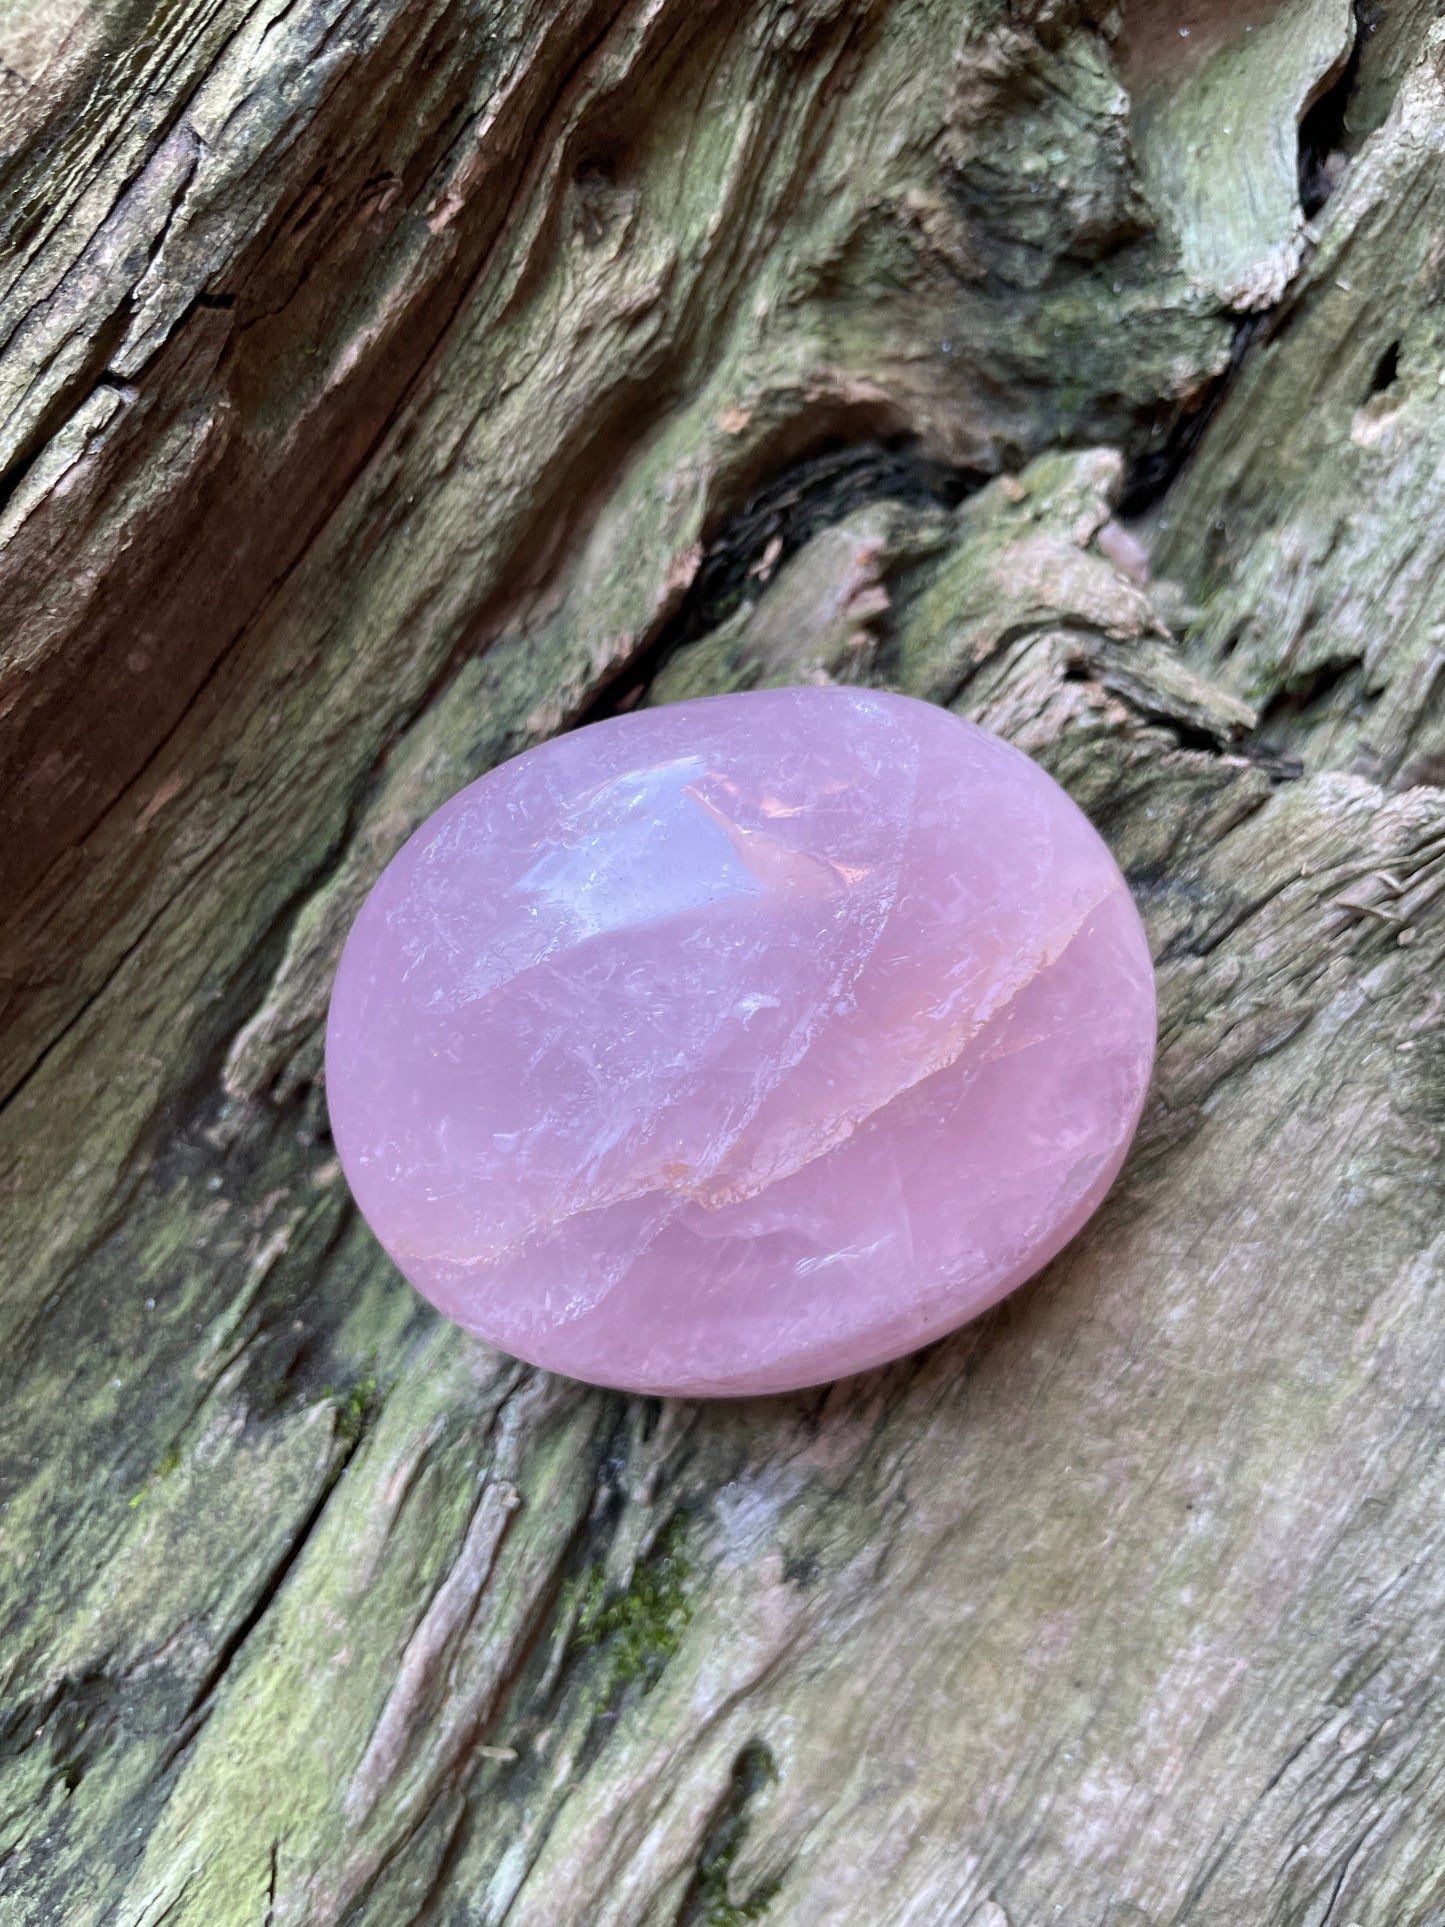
1297;5;1365;219
575;437;983;723
673;1740;784;1927
0;294;136;513
263;1836;280;1927
363;1792;472;1927
1366;337;1400;398
1117;312;1271;518
1234;739;1306;783
1256;654;1362;733
1156;857;1310;964
0;1671;100;1785
171;1431;357;1741
1120;1;1370;524
1169;718;1244;757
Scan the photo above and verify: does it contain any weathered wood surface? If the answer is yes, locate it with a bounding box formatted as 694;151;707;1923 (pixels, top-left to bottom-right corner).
3;1;1444;1921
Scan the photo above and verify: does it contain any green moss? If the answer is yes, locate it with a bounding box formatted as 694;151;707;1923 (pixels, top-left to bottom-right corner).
329;1373;379;1448
682;1743;781;1927
557;1561;606;1638
696;1837;781;1926
127;1444;184;1507
570;1518;693;1704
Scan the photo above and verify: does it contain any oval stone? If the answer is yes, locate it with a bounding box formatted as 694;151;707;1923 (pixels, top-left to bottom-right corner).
326;686;1155;1396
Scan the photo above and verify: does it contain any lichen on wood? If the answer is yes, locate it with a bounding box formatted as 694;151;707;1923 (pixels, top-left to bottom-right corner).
1;2;1443;1924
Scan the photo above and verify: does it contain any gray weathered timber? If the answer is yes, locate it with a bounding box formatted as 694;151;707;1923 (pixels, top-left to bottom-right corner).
2;1;1443;1923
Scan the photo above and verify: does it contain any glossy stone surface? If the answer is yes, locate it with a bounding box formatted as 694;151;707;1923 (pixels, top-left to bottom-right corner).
326;687;1155;1396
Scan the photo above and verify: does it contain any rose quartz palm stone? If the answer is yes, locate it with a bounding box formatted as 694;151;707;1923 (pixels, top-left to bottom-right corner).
326;686;1155;1397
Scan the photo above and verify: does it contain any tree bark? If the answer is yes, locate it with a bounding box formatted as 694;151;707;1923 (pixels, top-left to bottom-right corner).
2;1;1443;1922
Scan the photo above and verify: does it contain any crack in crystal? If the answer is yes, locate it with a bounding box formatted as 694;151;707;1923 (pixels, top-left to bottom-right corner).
398;883;1116;1306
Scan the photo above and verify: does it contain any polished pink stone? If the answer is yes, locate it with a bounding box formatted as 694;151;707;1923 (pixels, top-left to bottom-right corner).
326;687;1155;1396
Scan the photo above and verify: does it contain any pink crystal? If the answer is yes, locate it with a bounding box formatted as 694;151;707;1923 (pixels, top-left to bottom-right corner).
326;687;1155;1396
